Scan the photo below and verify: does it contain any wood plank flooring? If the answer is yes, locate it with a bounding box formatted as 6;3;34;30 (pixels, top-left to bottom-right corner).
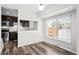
1;41;76;55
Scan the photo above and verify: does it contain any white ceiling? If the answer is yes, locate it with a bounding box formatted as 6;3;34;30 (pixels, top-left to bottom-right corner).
1;4;52;13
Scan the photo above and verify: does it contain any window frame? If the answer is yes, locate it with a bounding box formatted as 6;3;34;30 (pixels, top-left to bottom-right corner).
45;12;73;43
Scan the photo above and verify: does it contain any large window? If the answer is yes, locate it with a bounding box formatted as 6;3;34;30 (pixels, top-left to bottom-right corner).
47;15;71;43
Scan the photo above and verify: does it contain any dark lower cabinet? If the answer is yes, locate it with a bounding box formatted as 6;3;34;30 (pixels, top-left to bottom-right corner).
9;32;18;46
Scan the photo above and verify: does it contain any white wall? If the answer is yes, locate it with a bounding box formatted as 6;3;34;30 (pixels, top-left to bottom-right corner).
18;6;44;47
76;5;79;55
37;5;77;54
0;5;4;54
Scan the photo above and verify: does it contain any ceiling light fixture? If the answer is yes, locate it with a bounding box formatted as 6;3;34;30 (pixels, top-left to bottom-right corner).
38;4;44;11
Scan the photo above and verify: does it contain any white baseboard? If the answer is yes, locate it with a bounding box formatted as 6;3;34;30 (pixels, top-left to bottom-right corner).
44;40;77;54
18;40;44;47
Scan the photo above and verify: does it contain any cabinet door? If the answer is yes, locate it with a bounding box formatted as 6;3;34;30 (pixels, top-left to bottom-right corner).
9;32;17;41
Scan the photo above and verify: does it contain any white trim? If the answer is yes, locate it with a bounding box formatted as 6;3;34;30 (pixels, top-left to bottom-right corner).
45;13;72;43
44;40;76;54
18;40;44;47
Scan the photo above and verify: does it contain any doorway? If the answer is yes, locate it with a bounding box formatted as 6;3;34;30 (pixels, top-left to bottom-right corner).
1;7;18;49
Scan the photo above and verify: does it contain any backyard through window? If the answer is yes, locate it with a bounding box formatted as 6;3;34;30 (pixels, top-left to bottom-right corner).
47;16;71;43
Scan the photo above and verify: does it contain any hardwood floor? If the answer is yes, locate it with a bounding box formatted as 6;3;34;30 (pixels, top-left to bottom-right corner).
1;41;76;55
